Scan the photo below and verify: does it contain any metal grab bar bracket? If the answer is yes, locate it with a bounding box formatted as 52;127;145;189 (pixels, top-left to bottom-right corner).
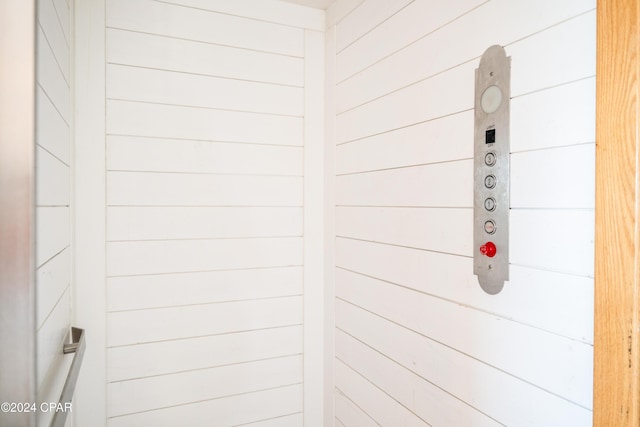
51;327;86;427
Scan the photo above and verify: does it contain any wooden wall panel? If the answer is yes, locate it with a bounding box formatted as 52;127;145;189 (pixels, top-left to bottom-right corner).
336;0;484;82
336;267;593;408
108;296;302;347
106;136;303;176
106;64;304;117
330;0;596;424
336;299;593;425
108;356;302;416
107;266;302;311
106;100;303;146
594;0;640;423
108;325;302;381
107;0;304;57
107;172;303;206
336;0;594;113
106;29;304;87
107;384;303;427
335;0;412;52
107;206;302;241
103;3;310;423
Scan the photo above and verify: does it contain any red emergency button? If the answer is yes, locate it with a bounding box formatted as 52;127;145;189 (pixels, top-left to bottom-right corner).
480;241;497;258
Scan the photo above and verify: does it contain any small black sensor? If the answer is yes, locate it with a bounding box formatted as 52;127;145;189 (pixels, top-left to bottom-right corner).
485;129;496;144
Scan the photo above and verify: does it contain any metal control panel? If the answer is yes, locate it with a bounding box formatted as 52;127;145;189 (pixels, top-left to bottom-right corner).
473;45;510;295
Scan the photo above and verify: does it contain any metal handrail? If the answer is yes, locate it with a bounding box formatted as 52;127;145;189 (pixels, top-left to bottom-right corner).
50;327;86;427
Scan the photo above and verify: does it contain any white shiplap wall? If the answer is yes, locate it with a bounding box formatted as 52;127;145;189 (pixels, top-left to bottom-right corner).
103;0;323;425
35;0;72;425
327;0;595;425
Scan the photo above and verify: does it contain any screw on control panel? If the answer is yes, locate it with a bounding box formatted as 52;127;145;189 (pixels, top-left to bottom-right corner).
480;242;497;257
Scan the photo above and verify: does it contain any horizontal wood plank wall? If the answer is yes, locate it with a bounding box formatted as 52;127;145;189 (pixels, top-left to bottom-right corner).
104;0;322;425
35;0;72;425
328;0;596;425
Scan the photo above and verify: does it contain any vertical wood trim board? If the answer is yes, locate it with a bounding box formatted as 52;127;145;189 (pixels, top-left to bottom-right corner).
73;0;107;425
303;29;326;427
594;0;640;424
323;24;337;426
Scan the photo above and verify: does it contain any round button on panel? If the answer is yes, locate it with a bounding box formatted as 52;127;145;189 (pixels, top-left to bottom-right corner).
484;197;496;212
480;241;497;258
484;174;496;189
484;152;496;167
484;220;496;234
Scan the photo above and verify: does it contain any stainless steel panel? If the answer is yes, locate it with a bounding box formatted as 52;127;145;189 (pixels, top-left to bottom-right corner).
473;45;510;295
0;1;36;426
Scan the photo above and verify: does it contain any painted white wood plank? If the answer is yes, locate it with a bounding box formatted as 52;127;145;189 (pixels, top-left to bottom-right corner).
335;160;472;207
108;206;303;242
336;238;594;343
36;247;70;330
511;144;595;209
326;0;363;28
303;28;326;427
336;62;475;143
335;268;593;408
335;0;412;52
336;208;594;278
336;207;471;256
107;0;304;57
336;329;502;427
108;266;302;312
509;10;595;97
107;65;303;117
239;413;304;427
107;384;303;427
159;0;324;30
37;0;69;82
107;100;303;146
107;237;302;277
336;300;592;426
35;207;69;268
336;0;484;82
36;25;69;123
36;85;69;164
334;390;378;427
36;146;69;206
52;0;69;43
336;0;595;113
335;360;429;427
108;355;302;416
511;78;595;153
106;28;304;87
511;209;594;277
108;172;302;207
36;287;70;389
108;325;302;381
106;136;303;176
335;416;347;427
336;110;472;173
108;296;302;346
